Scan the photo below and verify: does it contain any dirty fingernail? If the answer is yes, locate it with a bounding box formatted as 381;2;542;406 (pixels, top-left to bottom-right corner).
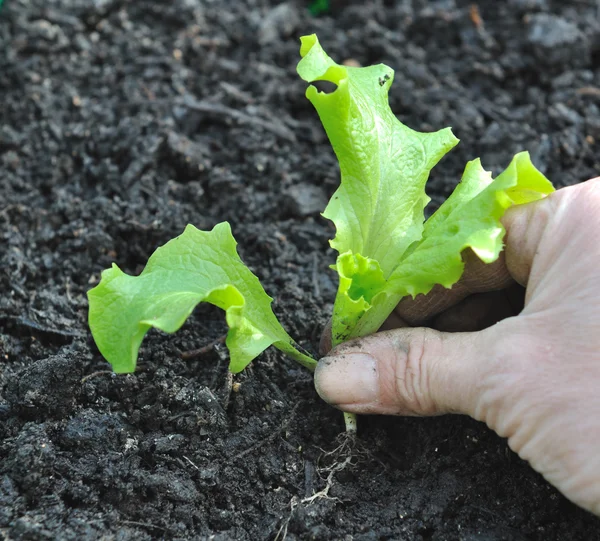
314;353;379;406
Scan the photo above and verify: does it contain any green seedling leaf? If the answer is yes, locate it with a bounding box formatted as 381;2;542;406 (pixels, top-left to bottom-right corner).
297;35;554;345
298;34;459;279
388;152;554;299
330;252;389;344
88;222;316;374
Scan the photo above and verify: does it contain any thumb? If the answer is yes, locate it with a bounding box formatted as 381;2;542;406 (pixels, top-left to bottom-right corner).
315;327;495;417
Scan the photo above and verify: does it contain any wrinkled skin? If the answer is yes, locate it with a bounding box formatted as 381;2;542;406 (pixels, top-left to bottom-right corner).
316;178;600;516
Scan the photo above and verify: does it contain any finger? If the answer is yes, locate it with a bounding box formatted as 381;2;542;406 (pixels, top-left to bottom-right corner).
389;190;559;324
379;311;409;331
431;284;524;332
315;326;495;417
393;250;513;326
502;194;556;287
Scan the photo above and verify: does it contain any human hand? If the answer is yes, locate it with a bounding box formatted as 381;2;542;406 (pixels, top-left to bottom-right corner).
315;178;600;516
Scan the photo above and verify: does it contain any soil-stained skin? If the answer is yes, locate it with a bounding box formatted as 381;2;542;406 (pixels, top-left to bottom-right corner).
1;1;599;539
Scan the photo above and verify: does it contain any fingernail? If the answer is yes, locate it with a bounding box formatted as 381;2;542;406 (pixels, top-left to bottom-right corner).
315;352;379;406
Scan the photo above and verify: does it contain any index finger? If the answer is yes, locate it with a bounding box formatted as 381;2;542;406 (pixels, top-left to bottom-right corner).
394;248;513;326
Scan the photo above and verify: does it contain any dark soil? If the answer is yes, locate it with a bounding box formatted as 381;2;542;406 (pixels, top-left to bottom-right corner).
1;0;599;539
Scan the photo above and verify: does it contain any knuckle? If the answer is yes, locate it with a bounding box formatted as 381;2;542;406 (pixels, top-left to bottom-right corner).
393;328;439;415
552;178;600;225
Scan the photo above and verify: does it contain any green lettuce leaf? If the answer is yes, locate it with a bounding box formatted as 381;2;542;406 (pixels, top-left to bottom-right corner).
297;35;554;345
387;152;554;298
297;34;459;278
88;222;316;374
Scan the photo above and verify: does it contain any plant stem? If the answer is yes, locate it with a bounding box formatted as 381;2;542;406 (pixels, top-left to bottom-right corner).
330;329;360;435
343;412;357;433
285;346;318;372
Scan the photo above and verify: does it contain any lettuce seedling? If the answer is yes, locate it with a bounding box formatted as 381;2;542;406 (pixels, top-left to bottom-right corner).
296;34;554;349
88;222;316;374
88;34;554;432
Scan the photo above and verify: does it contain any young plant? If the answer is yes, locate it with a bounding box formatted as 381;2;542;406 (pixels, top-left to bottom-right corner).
88;35;554;433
